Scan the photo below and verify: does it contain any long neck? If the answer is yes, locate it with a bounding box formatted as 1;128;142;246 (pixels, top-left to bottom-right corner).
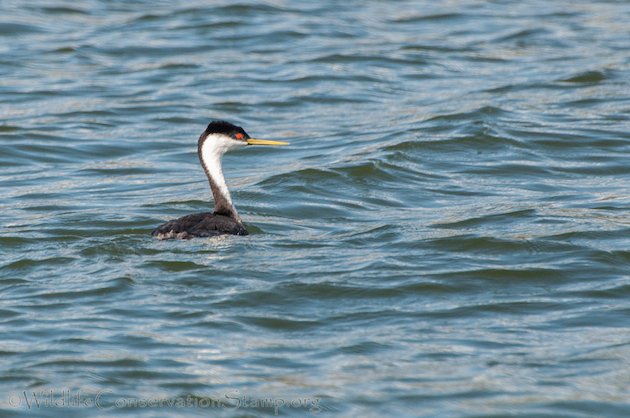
198;140;241;222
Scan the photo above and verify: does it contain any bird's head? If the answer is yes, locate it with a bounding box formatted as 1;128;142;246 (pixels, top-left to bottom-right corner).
198;120;288;157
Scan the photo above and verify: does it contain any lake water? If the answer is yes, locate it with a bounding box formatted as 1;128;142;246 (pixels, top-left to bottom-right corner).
1;1;629;416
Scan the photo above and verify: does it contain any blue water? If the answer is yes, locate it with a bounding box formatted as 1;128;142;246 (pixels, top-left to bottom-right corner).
1;1;629;416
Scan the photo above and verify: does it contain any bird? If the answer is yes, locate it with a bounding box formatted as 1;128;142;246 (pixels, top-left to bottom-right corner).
152;120;288;239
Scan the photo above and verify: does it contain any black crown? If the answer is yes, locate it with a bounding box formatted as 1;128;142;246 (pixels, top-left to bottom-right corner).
204;120;249;139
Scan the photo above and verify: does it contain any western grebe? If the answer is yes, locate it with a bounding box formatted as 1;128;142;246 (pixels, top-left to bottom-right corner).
152;121;288;239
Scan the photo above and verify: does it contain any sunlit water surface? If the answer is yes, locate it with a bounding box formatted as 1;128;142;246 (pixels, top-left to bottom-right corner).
1;1;629;417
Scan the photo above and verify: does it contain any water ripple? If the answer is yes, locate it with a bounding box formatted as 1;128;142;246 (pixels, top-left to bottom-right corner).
1;1;630;417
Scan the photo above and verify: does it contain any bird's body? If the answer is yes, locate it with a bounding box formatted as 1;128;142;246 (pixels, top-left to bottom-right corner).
152;121;287;240
152;212;247;240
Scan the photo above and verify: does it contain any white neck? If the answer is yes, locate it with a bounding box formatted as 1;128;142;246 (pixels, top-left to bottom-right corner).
199;133;246;220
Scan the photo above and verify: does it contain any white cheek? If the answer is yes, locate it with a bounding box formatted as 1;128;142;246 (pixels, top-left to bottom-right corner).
202;134;244;156
227;138;247;151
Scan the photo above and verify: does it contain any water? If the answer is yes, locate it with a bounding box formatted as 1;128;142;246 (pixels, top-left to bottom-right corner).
1;0;629;416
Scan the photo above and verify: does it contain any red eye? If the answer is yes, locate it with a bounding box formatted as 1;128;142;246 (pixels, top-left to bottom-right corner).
235;133;244;139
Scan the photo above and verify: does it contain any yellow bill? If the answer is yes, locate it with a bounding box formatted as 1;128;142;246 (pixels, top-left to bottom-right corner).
247;138;289;146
